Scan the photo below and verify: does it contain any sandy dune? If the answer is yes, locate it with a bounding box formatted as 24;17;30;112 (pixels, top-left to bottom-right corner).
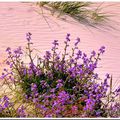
0;2;120;90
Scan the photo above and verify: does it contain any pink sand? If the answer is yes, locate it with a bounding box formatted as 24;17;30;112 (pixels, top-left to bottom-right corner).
0;2;120;90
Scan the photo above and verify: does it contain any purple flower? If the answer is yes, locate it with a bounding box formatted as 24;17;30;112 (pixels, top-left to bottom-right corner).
93;73;98;79
84;98;95;111
114;86;120;93
50;88;55;93
66;33;70;42
53;101;58;107
6;47;11;52
56;83;63;88
68;67;75;74
3;101;9;109
52;40;59;51
0;105;3;112
0;73;9;79
105;73;110;79
3;68;8;72
26;32;32;42
9;76;14;81
17;106;26;117
91;50;96;57
75;37;80;46
3;95;9;101
33;98;39;103
70;58;74;64
109;102;120;117
95;111;102;116
24;94;29;100
31;83;37;91
14;46;23;55
55;55;60;61
45;114;52;118
116;87;120;93
58;91;70;104
40;105;48;111
40;80;48;88
10;63;13;68
28;69;33;76
36;69;42;76
0;96;11;111
52;40;59;46
76;50;82;59
88;63;97;71
104;78;108;86
57;79;63;83
6;61;10;65
99;46;105;54
44;51;51;60
23;69;27;75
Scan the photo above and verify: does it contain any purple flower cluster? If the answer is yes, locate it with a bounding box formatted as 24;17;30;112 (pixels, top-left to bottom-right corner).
0;95;27;117
0;96;10;112
84;98;95;111
0;32;120;118
17;106;26;117
109;102;120;117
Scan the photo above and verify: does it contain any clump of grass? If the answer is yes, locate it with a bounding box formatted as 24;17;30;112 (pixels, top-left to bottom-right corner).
36;2;108;26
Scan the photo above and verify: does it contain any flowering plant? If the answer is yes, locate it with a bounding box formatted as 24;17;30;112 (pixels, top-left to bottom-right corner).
0;33;119;117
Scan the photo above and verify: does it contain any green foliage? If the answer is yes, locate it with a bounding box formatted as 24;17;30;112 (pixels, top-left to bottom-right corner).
36;2;108;25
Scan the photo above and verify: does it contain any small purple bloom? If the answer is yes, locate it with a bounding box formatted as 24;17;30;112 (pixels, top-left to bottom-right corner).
93;73;98;79
50;88;55;93
44;51;51;60
33;98;39;103
91;50;96;57
99;46;105;54
23;69;27;75
3;101;9;109
70;58;74;64
75;37;80;46
31;83;37;91
52;40;59;46
26;32;32;42
105;73;110;79
66;33;70;42
76;50;82;59
6;47;11;52
17;106;26;117
3;68;8;72
56;83;63;88
6;61;10;65
57;79;63;83
84;98;95;111
10;63;13;68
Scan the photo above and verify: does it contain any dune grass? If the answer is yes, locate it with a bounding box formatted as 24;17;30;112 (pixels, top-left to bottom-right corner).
36;2;108;26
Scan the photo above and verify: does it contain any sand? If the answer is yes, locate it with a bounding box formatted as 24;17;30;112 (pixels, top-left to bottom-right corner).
0;2;120;91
